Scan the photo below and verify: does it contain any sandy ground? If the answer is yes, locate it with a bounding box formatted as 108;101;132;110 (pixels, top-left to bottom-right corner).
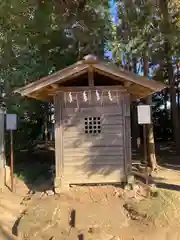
2;161;180;240
0;178;28;240
17;167;180;240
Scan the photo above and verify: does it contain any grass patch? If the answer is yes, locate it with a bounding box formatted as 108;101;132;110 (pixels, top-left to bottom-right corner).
14;162;51;184
14;173;25;181
126;189;180;227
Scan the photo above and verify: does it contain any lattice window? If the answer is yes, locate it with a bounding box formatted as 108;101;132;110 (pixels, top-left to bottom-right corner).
84;116;101;135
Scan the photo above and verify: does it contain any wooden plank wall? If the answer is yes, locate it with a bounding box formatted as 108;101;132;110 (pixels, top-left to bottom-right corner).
54;91;132;188
62;103;125;185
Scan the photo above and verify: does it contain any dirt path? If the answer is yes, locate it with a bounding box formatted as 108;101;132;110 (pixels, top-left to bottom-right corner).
17;169;180;240
0;226;18;240
0;179;28;240
141;166;180;240
155;165;180;188
2;165;180;240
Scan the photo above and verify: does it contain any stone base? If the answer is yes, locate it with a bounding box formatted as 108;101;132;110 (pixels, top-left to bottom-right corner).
54;177;69;194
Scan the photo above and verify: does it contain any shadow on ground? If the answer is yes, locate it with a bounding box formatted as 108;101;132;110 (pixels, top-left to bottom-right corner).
9;141;180;238
12;216;22;237
132;142;180;191
9;144;55;193
156;182;180;191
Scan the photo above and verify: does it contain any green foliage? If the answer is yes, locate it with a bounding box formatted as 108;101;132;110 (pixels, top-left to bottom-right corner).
14;162;51;184
0;0;111;153
108;0;180;145
110;0;180;72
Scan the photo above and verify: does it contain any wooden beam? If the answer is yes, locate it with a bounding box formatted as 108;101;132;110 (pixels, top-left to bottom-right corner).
124;81;132;88
95;67;135;89
88;66;94;87
21;66;88;96
94;63;166;92
28;92;52;102
51;84;60;90
46;85;127;94
29;84;151;101
94;67;125;84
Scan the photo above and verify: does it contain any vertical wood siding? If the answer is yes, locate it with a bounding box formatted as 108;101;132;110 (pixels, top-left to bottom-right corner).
62;98;128;185
54;92;132;186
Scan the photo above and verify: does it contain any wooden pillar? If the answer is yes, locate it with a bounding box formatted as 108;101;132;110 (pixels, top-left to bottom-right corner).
54;93;65;193
123;94;132;180
88;66;94;87
0;109;5;192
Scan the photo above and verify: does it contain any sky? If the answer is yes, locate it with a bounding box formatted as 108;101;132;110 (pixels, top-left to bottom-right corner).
105;0;118;59
109;0;118;24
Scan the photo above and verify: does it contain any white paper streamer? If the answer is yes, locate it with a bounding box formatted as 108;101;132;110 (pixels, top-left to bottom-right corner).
65;90;122;106
96;90;100;101
69;92;73;103
83;91;88;102
108;90;113;101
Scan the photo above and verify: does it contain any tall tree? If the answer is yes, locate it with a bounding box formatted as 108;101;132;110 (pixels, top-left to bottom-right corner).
143;53;157;170
158;0;180;153
110;0;159;168
0;0;111;151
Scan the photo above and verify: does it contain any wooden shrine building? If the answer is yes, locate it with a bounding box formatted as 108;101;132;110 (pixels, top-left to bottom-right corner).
15;55;165;191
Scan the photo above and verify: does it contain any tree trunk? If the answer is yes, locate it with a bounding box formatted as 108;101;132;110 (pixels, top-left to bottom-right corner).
176;63;180;135
143;54;157;170
44;103;49;143
131;104;141;149
131;57;141;149
0;110;5;192
177;90;180;117
146;97;157;170
159;0;180;153
163;87;168;111
44;118;48;142
168;52;179;152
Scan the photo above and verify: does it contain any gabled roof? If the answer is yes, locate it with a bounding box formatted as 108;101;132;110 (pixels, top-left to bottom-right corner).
15;54;166;101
